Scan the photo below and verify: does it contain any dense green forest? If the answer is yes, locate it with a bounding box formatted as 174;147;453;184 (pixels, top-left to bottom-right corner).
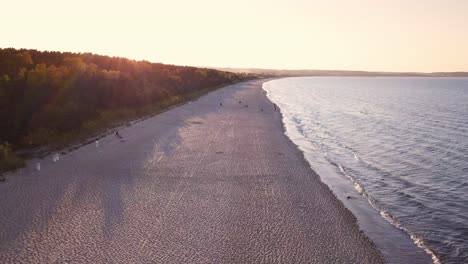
0;48;254;172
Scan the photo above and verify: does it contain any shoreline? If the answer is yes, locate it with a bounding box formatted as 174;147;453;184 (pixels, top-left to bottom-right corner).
263;78;434;263
1;79;385;263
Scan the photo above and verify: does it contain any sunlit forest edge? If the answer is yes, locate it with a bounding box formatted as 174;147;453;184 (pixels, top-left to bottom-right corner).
0;48;256;172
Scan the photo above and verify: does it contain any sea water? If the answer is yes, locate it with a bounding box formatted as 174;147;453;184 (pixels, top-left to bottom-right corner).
264;77;468;264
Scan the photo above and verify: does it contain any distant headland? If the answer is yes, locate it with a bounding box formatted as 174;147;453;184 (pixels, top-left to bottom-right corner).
216;67;468;77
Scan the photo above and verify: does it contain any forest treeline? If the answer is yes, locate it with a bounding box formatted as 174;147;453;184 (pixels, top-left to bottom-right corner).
0;48;254;171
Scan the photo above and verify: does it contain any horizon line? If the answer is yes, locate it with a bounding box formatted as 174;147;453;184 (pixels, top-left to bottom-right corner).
3;46;468;75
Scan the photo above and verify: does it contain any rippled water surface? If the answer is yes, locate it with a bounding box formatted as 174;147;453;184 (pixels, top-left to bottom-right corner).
264;77;468;264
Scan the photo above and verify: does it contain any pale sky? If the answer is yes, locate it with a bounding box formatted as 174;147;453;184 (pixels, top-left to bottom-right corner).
2;0;468;72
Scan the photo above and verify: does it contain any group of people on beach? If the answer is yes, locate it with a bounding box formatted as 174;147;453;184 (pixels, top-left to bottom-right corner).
219;100;278;112
0;99;277;183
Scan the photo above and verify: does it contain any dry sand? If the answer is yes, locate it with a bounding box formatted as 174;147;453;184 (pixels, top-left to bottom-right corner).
0;80;386;263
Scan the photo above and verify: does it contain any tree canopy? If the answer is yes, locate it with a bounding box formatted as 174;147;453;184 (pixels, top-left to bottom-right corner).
0;48;254;148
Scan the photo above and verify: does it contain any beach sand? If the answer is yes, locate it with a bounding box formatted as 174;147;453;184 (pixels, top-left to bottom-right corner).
0;80;385;263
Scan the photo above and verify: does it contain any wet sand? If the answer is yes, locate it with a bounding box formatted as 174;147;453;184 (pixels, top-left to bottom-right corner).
0;80;385;263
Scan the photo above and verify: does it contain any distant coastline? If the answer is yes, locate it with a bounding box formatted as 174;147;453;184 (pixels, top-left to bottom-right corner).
215;67;468;77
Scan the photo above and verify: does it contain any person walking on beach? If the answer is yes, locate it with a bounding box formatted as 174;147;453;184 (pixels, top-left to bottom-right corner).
220;102;223;107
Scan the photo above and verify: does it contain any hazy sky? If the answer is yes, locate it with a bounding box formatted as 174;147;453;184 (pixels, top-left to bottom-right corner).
2;0;468;72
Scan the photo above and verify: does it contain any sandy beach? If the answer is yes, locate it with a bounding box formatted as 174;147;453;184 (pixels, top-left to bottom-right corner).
0;80;385;263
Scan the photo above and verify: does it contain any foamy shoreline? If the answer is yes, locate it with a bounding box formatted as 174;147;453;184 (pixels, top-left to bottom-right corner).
1;79;385;263
263;77;435;264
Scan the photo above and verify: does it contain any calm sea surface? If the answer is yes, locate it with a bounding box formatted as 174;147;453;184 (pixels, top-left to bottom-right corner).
264;77;468;264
